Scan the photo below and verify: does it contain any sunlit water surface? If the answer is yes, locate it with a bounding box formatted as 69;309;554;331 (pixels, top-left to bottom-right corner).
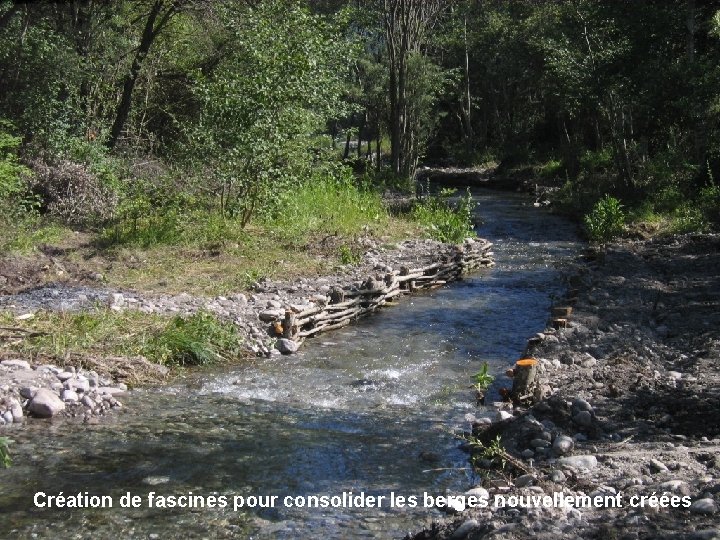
0;190;580;539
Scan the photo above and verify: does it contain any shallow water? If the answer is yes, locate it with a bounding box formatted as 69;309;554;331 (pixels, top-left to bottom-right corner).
0;190;580;539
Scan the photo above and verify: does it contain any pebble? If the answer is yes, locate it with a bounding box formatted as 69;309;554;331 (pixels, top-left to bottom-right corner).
550;470;566;483
276;338;299;355
553;435;574;456
1;359;31;370
558;455;598;470
690;499;717;514
450;519;479;539
494;410;514;422
27;388;66;417
573;410;593;427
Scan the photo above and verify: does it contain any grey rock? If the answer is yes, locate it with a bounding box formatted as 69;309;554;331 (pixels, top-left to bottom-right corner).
65;378;90;393
558;455;598;470
464;487;489;501
494;410;514;422
9;398;23;422
19;386;37;399
553;435;574;456
61;389;79;403
276;338;299;355
2;410;13;423
451;519;480;540
0;359;31;370
81;395;96;409
514;474;535;487
572;397;593;413
573;410;593;427
690;499;717;514
659;480;691;496
28;388;66;417
259;309;283;322
531;438;551;448
56;371;74;382
550;470;567;483
97;386;127;396
649;458;669;473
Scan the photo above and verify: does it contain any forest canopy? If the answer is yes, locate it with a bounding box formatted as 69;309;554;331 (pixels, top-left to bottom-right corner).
1;0;719;248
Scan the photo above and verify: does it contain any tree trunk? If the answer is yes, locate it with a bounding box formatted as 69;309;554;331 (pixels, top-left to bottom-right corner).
107;0;174;149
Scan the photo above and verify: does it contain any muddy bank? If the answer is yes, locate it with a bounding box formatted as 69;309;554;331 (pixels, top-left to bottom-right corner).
408;233;720;539
0;237;493;426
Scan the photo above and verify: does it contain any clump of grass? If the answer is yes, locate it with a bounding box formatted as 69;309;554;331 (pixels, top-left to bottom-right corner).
583;194;625;242
412;186;476;243
145;311;243;366
0;437;11;468
0;309;243;371
268;173;388;240
338;244;362;265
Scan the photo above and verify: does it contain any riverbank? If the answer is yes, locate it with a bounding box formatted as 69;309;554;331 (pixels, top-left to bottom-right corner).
0;236;493;426
408;233;720;539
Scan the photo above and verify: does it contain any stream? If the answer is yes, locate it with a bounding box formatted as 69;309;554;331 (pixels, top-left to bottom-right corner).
0;190;580;539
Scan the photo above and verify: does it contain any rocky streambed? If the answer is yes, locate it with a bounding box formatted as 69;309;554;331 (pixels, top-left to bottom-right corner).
0;237;492;425
408;234;720;540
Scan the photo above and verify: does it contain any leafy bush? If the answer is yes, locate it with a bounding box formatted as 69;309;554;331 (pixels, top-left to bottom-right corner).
583;194;625;242
338;244;362;265
145;311;243;366
412;187;476;243
671;205;708;234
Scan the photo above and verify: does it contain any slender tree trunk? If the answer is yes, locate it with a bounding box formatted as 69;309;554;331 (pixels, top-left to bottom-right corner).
357;111;366;158
107;0;174;149
343;127;352;159
376;136;381;172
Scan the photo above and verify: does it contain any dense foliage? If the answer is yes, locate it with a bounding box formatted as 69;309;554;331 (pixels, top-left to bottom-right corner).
0;0;719;248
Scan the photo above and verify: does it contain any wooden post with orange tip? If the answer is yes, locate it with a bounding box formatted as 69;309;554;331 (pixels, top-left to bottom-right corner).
511;357;538;402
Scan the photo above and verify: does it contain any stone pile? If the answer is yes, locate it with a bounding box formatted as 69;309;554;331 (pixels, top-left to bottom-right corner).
0;358;125;424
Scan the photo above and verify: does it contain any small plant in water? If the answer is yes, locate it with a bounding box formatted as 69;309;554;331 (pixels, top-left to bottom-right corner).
472;362;494;392
0;437;11;468
468;435;507;470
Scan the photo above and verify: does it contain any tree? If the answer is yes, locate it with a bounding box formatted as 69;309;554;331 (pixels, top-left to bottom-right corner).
191;1;347;225
382;0;445;180
107;0;181;149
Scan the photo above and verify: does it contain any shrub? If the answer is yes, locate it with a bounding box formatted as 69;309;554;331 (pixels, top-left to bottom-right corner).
583;194;625;242
27;157;118;226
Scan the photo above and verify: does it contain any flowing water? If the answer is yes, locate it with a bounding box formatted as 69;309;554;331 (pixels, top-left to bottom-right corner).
0;190;580;539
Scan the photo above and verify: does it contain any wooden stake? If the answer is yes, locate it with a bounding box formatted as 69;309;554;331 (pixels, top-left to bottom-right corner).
511;358;538;402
